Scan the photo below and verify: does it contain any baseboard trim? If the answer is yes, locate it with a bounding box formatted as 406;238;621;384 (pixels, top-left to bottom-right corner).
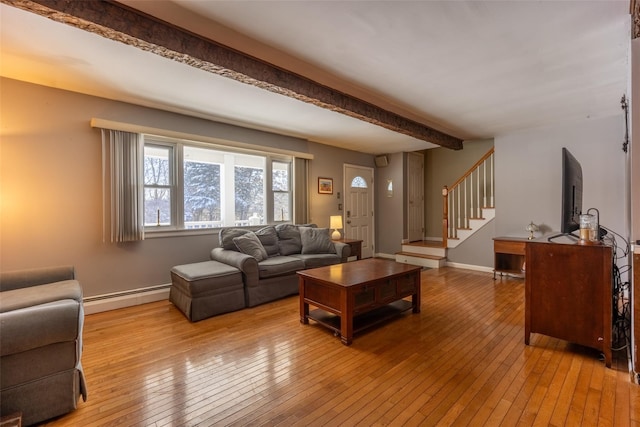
444;261;493;273
375;252;396;260
84;284;171;315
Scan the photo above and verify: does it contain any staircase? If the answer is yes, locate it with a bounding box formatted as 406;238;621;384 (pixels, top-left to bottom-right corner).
396;241;447;269
395;148;495;268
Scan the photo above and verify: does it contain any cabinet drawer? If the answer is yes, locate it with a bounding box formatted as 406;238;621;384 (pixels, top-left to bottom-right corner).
380;280;396;299
354;287;375;309
494;240;526;255
396;275;417;294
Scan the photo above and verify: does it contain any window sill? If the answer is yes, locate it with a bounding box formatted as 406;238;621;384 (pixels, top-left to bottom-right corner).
144;228;218;239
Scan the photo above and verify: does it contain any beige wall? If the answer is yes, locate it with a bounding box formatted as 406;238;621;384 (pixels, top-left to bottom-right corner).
0;78;372;297
306;141;374;229
374;152;405;256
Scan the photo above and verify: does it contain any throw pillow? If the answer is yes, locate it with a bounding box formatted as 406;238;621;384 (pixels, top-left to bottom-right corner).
219;228;250;251
300;227;336;254
255;226;280;257
275;224;303;255
233;232;268;262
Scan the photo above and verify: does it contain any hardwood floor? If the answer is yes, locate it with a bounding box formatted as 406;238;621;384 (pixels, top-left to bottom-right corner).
44;267;639;426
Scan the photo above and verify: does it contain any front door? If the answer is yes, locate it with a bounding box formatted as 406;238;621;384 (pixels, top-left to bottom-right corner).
343;164;374;258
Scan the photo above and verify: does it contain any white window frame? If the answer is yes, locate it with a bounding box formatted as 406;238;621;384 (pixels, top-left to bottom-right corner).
143;135;293;234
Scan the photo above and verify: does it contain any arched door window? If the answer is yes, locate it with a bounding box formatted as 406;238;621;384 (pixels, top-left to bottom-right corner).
351;176;368;188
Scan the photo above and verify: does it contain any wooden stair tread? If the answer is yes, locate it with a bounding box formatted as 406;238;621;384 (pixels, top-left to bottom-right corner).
396;251;445;260
403;241;444;248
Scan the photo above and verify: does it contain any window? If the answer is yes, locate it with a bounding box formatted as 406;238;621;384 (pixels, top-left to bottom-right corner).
351;176;368;188
144;144;174;226
272;161;291;222
143;136;292;231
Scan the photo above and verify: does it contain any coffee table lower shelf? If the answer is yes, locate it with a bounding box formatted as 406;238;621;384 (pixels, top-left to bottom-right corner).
307;299;413;338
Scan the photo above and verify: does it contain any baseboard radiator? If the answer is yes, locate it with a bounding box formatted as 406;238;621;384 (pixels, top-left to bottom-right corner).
83;284;171;315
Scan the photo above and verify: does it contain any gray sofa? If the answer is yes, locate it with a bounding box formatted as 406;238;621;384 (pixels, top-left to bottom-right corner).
0;266;87;426
211;224;350;307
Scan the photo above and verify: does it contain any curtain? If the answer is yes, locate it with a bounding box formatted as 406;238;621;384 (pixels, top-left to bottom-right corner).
101;129;144;242
293;157;309;224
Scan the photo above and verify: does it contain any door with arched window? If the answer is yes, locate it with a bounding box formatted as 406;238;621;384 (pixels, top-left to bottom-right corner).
344;164;374;258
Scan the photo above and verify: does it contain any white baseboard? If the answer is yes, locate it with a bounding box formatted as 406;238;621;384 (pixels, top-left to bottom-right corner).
375;252;396;260
444;261;493;273
84;284;171;315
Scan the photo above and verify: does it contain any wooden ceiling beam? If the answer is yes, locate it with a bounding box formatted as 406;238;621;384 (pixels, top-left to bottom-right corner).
7;0;463;150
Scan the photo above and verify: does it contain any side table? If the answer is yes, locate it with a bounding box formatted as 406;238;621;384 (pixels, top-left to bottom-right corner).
335;238;363;260
493;236;528;279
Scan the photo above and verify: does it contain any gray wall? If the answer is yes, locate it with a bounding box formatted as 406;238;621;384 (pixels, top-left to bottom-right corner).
374;152;405;257
1;78;372;297
495;115;626;240
446;219;495;267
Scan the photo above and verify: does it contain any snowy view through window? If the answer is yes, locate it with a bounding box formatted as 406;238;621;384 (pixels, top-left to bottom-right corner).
144;141;291;229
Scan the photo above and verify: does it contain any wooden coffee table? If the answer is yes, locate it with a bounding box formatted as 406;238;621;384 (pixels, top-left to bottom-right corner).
298;258;422;345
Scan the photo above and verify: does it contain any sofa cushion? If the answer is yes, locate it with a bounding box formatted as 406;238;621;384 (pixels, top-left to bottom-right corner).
255;226;280;257
219;228;250;251
275;224;303;255
257;256;305;279
292;253;342;269
233;232;268;261
300;227;336;254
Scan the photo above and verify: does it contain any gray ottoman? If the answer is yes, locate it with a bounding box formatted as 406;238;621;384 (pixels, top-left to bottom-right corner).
170;261;245;322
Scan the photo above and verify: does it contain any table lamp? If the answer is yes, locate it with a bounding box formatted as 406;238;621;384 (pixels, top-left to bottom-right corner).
330;215;343;240
525;221;539;240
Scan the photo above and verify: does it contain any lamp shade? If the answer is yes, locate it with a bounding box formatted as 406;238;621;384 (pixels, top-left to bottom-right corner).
330;215;343;240
330;215;343;230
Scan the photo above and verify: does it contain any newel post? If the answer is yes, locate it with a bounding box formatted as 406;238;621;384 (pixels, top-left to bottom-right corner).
442;185;448;248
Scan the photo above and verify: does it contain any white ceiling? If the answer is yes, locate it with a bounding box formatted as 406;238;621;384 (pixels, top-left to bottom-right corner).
0;1;631;154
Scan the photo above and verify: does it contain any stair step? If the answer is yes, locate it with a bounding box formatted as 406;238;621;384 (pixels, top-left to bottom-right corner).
399;244;446;258
403;240;444;248
395;251;446;269
396;251;445;260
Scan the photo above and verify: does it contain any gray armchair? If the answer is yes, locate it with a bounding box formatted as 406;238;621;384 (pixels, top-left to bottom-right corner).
0;266;87;426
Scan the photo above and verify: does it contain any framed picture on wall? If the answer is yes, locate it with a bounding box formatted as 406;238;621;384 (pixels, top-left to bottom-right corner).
318;177;333;194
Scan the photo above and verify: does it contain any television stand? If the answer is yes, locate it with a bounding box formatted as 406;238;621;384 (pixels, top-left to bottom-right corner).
525;240;613;367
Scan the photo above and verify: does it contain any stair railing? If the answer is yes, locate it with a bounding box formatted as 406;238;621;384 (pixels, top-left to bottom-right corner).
442;148;495;246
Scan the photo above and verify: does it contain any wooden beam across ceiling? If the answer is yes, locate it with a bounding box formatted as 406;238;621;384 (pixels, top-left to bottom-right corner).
5;0;463;150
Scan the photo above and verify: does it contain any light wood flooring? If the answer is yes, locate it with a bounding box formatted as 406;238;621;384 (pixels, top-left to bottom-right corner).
44;267;639;426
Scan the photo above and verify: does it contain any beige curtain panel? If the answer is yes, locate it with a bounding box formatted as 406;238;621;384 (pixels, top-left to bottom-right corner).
101;129;144;242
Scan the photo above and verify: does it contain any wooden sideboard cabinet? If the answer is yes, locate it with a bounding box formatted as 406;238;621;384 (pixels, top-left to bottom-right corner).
525;240;613;367
493;236;528;279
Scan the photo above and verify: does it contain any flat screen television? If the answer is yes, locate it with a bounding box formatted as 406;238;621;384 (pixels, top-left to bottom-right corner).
560;147;583;235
